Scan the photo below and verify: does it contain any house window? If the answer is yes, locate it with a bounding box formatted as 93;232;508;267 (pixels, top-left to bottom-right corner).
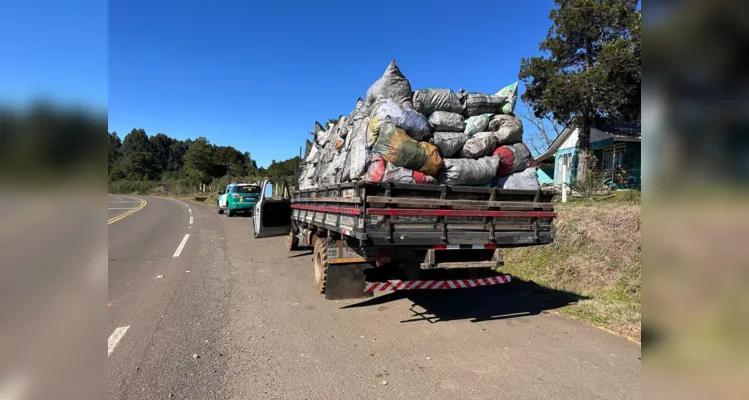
557;153;573;183
602;145;626;171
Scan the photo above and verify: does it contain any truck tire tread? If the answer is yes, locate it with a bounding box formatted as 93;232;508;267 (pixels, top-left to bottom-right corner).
286;231;299;251
313;239;328;294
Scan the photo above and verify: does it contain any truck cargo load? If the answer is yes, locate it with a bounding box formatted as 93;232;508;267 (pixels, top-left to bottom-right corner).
300;60;531;190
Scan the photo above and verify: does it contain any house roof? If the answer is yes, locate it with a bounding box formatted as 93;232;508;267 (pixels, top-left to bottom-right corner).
596;121;642;137
535;124;575;164
535;120;641;163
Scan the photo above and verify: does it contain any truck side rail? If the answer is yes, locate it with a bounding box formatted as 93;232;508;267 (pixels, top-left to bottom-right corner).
290;182;556;246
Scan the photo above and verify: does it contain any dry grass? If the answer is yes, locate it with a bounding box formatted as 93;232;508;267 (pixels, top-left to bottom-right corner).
502;200;642;341
156;191;218;206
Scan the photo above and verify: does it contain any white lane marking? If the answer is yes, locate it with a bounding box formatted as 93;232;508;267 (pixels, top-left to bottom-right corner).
172;234;190;257
184;202;193;225
108;326;130;357
108;207;136;210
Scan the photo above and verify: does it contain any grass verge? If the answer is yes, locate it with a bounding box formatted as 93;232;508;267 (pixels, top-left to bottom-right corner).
502;198;641;342
171;192;217;207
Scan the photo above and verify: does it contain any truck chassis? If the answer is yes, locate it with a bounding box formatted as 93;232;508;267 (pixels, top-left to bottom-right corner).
255;178;556;300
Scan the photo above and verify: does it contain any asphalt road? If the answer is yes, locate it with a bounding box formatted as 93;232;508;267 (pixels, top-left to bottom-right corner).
108;195;641;400
108;195;143;214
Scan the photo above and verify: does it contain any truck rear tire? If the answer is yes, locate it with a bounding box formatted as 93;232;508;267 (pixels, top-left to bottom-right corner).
286;231;299;251
313;240;328;294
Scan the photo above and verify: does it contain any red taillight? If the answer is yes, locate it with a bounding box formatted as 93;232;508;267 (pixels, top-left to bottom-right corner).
376;249;392;266
434;244;447;250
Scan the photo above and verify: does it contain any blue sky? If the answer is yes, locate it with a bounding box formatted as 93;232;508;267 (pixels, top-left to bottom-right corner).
3;0;558;167
0;0;107;109
107;0;559;166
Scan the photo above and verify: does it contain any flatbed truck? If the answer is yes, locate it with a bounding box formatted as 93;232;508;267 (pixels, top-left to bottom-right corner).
252;173;556;300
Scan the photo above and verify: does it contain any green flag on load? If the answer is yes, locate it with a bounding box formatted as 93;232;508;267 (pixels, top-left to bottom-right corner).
495;81;519;114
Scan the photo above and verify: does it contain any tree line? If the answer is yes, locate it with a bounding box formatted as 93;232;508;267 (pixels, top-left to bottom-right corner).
0;103;106;185
108;129;300;194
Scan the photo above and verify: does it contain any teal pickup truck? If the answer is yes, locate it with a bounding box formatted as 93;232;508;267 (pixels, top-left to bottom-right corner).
217;183;261;217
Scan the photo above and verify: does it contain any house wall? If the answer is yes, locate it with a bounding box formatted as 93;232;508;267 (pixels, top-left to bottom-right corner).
538;166;554;183
553;147;576;184
624;142;642;187
559;127;580;150
592;141;642;189
549;127;581;184
590;127;613;143
590;137;615;150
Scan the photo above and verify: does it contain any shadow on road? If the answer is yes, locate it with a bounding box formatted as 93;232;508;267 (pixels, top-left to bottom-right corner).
286;250;313;258
342;277;586;324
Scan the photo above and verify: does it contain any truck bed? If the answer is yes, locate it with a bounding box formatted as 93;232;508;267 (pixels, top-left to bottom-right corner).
291;181;555;247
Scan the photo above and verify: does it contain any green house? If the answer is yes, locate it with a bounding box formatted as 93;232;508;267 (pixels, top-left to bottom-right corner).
535;121;641;190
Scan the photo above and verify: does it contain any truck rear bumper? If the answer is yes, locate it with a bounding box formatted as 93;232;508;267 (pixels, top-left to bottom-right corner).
365;275;511;292
323;260;512;300
421;260;500;269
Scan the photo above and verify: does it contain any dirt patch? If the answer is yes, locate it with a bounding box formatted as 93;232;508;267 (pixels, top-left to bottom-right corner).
502;201;641;341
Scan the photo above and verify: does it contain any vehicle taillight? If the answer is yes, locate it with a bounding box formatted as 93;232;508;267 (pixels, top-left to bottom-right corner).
376;249;392;266
231;193;240;199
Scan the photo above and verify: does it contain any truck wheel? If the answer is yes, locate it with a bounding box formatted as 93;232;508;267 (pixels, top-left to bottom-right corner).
313;240;328;294
227;208;234;217
286;231;299;251
217;202;224;214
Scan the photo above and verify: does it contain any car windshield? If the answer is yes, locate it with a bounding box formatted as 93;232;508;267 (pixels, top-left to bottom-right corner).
235;185;260;194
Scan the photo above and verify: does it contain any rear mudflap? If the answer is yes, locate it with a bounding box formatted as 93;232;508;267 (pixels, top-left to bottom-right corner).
324;263;374;300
